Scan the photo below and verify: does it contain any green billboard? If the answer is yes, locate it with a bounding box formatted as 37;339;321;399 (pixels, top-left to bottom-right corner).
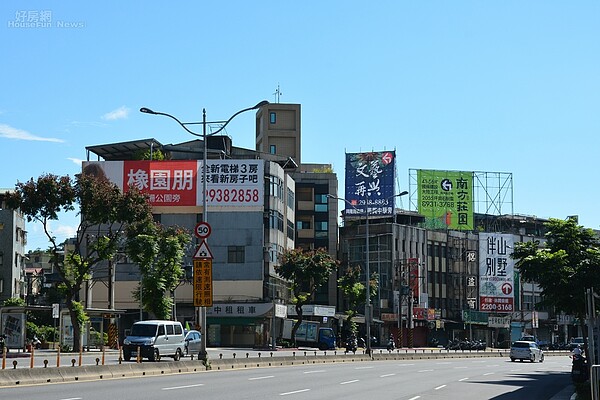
417;170;473;230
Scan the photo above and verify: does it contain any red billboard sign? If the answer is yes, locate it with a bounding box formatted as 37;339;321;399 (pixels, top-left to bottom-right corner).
124;160;198;206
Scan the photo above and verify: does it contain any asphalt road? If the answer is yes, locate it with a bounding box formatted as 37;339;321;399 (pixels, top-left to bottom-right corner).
0;355;573;400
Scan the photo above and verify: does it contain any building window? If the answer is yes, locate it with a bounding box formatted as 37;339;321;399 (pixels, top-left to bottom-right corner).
268;176;283;199
268;244;282;263
314;204;327;212
315;221;328;239
269;210;284;232
228;246;245;263
270;144;276;154
287;220;295;240
314;194;328;212
287;188;295;211
296;220;311;230
270;112;276;124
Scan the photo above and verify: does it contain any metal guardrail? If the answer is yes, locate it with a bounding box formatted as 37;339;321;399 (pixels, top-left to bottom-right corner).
1;347;571;370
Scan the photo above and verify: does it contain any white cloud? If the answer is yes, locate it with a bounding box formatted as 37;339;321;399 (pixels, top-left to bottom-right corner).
67;157;84;165
102;106;130;121
26;219;79;251
70;120;108;128
53;223;78;238
0;123;64;142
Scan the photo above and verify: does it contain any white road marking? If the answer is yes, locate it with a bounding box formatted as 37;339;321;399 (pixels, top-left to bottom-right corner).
340;380;360;385
408;396;421;400
60;398;82;400
459;377;469;382
380;373;396;377
483;372;494;376
280;389;311;396
249;375;275;380
398;363;415;366
304;370;325;374
436;362;452;365
355;366;374;369
455;366;468;369
418;369;434;372
162;384;205;390
435;385;447;390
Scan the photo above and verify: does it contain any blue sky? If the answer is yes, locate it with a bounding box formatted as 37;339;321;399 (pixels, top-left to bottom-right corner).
1;1;599;251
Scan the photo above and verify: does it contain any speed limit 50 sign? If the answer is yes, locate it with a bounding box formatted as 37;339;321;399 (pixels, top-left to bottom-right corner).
194;222;212;239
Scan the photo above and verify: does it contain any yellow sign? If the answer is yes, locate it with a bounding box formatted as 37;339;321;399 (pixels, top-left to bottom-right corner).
193;259;213;307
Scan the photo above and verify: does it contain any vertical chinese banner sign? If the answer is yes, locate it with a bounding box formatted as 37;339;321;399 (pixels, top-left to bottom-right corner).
478;233;514;313
344;151;396;216
417;169;473;230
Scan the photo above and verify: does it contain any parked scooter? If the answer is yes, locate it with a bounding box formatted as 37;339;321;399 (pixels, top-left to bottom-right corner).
357;337;366;348
345;336;358;353
386;336;395;351
31;336;41;350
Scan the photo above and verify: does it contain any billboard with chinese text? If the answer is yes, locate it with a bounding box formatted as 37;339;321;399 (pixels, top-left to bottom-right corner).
82;160;264;208
417;169;473;230
408;257;420;299
479;233;514;313
344;151;395;216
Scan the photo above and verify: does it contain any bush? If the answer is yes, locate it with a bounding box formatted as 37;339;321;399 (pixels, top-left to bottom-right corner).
26;321;40;341
60;344;72;353
89;329;108;347
39;326;58;343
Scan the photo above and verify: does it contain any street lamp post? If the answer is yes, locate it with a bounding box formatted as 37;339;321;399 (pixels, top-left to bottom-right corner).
140;101;269;360
328;190;407;357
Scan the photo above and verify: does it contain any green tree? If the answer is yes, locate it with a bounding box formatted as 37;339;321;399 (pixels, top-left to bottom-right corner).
126;224;191;319
133;148;166;161
275;248;338;344
337;265;378;339
1;297;26;307
512;217;600;357
5;173;153;352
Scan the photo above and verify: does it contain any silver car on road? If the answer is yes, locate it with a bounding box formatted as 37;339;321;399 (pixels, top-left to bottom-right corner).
510;340;544;362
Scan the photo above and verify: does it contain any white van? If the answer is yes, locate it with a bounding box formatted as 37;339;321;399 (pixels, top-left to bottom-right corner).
123;320;185;361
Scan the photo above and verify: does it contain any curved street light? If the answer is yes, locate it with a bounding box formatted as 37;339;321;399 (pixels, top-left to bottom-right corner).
140;100;269;360
328;190;408;357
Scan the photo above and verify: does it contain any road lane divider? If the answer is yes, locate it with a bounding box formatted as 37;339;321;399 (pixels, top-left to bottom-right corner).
0;350;569;387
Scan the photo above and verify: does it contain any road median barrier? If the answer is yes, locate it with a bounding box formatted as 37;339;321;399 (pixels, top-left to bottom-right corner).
0;349;570;386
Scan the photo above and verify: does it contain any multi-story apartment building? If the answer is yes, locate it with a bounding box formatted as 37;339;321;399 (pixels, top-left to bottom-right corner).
84;136;297;347
256;103;340;311
0;190;27;303
338;210;428;346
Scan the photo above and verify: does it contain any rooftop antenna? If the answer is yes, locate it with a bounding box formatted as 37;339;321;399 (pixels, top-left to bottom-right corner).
273;84;283;103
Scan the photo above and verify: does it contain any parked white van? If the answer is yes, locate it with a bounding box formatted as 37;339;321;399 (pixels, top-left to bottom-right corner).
123;320;185;361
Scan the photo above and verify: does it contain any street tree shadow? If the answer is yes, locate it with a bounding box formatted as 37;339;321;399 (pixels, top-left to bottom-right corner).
464;369;572;400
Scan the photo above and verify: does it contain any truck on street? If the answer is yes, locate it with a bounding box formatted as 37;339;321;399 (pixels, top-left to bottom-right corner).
282;319;336;350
